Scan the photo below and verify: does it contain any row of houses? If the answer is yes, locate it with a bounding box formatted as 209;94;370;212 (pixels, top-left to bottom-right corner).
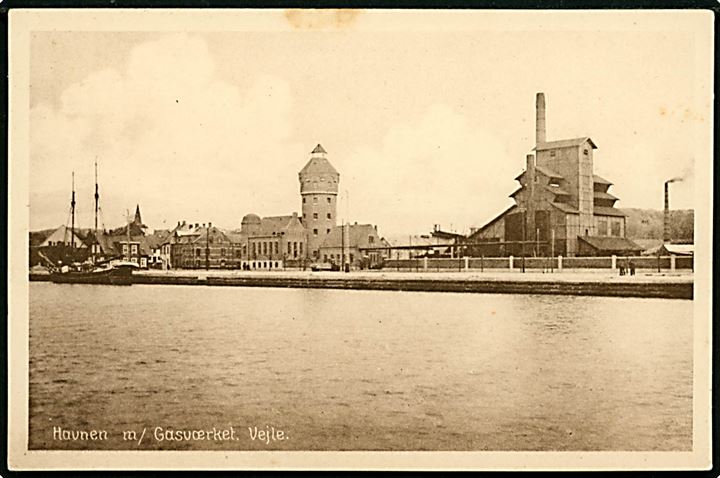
31;208;391;271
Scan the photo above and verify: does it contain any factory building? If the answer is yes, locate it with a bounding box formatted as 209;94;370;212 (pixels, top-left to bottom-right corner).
468;93;641;257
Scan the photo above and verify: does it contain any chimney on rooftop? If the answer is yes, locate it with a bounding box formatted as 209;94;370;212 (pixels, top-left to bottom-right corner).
536;92;546;146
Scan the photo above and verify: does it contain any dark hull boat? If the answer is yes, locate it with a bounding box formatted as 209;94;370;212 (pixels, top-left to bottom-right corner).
49;264;134;286
46;163;138;286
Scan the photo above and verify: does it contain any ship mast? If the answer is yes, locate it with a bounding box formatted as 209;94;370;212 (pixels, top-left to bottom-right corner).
70;172;76;253
94;159;99;262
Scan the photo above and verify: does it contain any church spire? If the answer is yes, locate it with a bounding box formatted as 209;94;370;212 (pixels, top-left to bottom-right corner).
134;204;143;226
311;144;327;155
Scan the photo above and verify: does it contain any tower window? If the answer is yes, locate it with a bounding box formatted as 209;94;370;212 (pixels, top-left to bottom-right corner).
303;197;306;204
326;229;331;234
313;213;318;219
327;197;331;204
327;213;331;219
583;149;589;155
313;229;318;236
313;197;318;203
550;151;556;157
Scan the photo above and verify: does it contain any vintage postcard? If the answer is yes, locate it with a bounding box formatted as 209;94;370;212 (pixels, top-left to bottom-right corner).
7;8;713;471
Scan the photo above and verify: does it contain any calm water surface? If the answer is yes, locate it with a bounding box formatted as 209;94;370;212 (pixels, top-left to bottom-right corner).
29;282;692;450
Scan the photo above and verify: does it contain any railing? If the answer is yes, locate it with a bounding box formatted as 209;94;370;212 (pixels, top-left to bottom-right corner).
383;255;693;272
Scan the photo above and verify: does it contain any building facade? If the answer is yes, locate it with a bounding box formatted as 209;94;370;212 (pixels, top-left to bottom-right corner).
468;93;641;257
318;223;390;268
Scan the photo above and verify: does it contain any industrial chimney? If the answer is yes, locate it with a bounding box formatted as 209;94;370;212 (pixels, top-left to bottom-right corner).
663;181;670;243
536;92;546;145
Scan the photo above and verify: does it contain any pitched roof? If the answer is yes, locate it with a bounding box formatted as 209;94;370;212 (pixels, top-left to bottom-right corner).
311;144;327;154
535;137;597;151
469;204;519;238
578;236;642;253
593;174;612;185
320;224;381;249
545;185;570;196
593;191;619;201
299;157;338;177
515;165;564;181
39;225;88;247
260;215;295;235
550;202;579;214
189;226;232;245
145;230;171;249
594;206;626;217
661;243;694;256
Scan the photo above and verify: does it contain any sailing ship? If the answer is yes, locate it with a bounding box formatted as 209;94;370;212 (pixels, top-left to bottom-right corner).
45;162;137;285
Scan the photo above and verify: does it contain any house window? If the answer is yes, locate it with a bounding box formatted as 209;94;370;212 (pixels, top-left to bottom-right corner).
122;244;128;254
220;248;225;256
611;221;621;237
313;229;318;236
313;213;318;219
274;242;279;254
369;236;375;244
550;150;556;157
327;213;331;219
598;219;608;236
350;254;354;263
287;243;291;254
299;243;304;254
583;149;589;155
196;248;201;257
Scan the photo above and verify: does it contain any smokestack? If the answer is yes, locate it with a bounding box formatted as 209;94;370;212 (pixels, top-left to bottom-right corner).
526;154;536;196
664;181;670;243
536;92;546;145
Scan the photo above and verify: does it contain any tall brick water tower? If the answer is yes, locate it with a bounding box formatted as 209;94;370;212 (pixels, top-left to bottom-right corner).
299;144;339;260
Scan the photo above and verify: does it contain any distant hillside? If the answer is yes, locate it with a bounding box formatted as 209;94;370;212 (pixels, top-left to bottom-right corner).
621;208;694;242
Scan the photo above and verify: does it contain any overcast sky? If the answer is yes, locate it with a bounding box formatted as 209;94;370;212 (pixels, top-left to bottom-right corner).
27;10;710;236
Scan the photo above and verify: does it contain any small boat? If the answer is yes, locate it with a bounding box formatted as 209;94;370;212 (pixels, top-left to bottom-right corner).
49;262;137;285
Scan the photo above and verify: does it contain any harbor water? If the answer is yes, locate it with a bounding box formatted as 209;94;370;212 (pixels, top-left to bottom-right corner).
29;282;693;450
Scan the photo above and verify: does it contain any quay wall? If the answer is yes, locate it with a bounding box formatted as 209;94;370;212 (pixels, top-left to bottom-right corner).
29;272;693;300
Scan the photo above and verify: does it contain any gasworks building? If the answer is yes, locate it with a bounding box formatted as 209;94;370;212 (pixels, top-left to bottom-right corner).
467;93;641;257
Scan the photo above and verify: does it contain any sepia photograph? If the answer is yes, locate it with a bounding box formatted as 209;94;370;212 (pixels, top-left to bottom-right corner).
7;8;713;471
